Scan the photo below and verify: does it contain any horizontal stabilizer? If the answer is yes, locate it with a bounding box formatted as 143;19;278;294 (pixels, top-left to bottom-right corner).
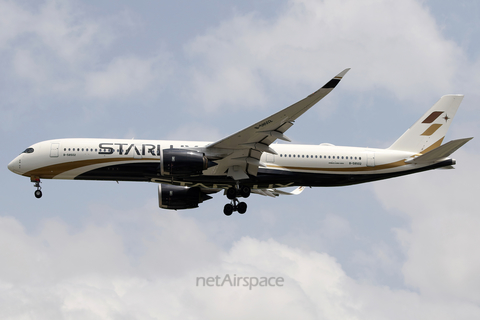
406;137;473;164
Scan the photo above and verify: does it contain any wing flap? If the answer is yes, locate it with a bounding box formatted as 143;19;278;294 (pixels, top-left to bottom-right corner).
251;186;306;197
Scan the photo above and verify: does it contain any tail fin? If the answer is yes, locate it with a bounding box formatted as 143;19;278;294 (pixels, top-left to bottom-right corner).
388;95;464;153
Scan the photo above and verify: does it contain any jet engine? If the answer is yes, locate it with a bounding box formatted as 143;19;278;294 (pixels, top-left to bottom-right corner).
161;149;213;176
158;184;213;210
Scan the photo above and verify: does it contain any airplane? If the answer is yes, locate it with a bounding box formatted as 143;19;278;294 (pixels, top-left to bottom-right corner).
8;69;473;216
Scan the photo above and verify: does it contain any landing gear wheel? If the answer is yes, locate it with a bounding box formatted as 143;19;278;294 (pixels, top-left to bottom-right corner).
32;178;42;199
224;203;233;216
237;202;247;214
224;185;249;215
34;190;42;199
239;185;251;198
226;187;237;200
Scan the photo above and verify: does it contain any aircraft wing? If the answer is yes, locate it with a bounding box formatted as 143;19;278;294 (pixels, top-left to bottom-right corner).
206;68;350;179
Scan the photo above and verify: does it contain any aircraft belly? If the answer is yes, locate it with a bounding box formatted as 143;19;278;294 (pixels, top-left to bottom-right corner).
73;159;453;188
182;159;453;188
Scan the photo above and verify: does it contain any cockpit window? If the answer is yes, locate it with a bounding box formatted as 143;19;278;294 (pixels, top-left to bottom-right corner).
22;148;34;154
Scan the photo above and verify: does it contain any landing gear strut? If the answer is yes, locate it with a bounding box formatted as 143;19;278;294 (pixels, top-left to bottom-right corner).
32;178;42;198
223;185;250;216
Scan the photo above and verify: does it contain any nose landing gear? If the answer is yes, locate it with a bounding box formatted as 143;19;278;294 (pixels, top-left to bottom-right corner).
31;177;42;198
223;185;250;216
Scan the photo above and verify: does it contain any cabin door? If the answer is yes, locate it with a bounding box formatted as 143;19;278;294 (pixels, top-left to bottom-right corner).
50;143;59;157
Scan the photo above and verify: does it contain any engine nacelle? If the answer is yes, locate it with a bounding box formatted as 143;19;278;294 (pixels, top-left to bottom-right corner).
161;149;209;176
158;184;212;210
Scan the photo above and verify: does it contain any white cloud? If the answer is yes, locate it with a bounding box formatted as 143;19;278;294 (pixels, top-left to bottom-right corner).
373;150;480;304
28;0;108;64
0;1;32;50
84;55;172;99
319;213;351;240
0;0;170;103
2;203;480;319
185;0;464;112
165;122;223;141
352;241;401;280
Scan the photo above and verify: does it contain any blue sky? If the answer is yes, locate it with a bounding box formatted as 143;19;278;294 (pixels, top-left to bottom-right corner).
1;0;479;318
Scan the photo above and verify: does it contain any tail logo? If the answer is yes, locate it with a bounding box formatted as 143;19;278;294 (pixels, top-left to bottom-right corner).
422;111;443;123
420;111;452;136
421;124;442;136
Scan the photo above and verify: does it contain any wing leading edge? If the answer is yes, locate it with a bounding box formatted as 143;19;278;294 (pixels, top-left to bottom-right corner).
206;68;350;180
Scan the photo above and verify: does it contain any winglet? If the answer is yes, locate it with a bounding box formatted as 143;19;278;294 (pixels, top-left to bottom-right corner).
336;68;351;78
323;68;351;89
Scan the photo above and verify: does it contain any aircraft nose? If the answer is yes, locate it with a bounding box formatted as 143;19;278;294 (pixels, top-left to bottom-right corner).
8;157;19;173
8;159;14;172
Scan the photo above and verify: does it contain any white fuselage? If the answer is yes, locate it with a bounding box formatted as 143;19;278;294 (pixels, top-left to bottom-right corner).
8;138;448;189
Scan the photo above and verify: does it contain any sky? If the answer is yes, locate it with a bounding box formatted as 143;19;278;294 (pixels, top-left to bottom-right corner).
1;0;479;318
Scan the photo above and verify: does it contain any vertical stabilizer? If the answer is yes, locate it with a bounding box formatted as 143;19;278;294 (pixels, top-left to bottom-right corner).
388;95;463;153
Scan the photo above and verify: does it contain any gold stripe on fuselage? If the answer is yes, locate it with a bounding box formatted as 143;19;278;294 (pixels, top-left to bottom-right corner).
24;157;159;179
267;159;407;173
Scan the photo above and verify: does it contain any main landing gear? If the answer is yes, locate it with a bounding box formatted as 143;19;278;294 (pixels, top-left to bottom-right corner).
32;177;42;198
223;185;250;216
